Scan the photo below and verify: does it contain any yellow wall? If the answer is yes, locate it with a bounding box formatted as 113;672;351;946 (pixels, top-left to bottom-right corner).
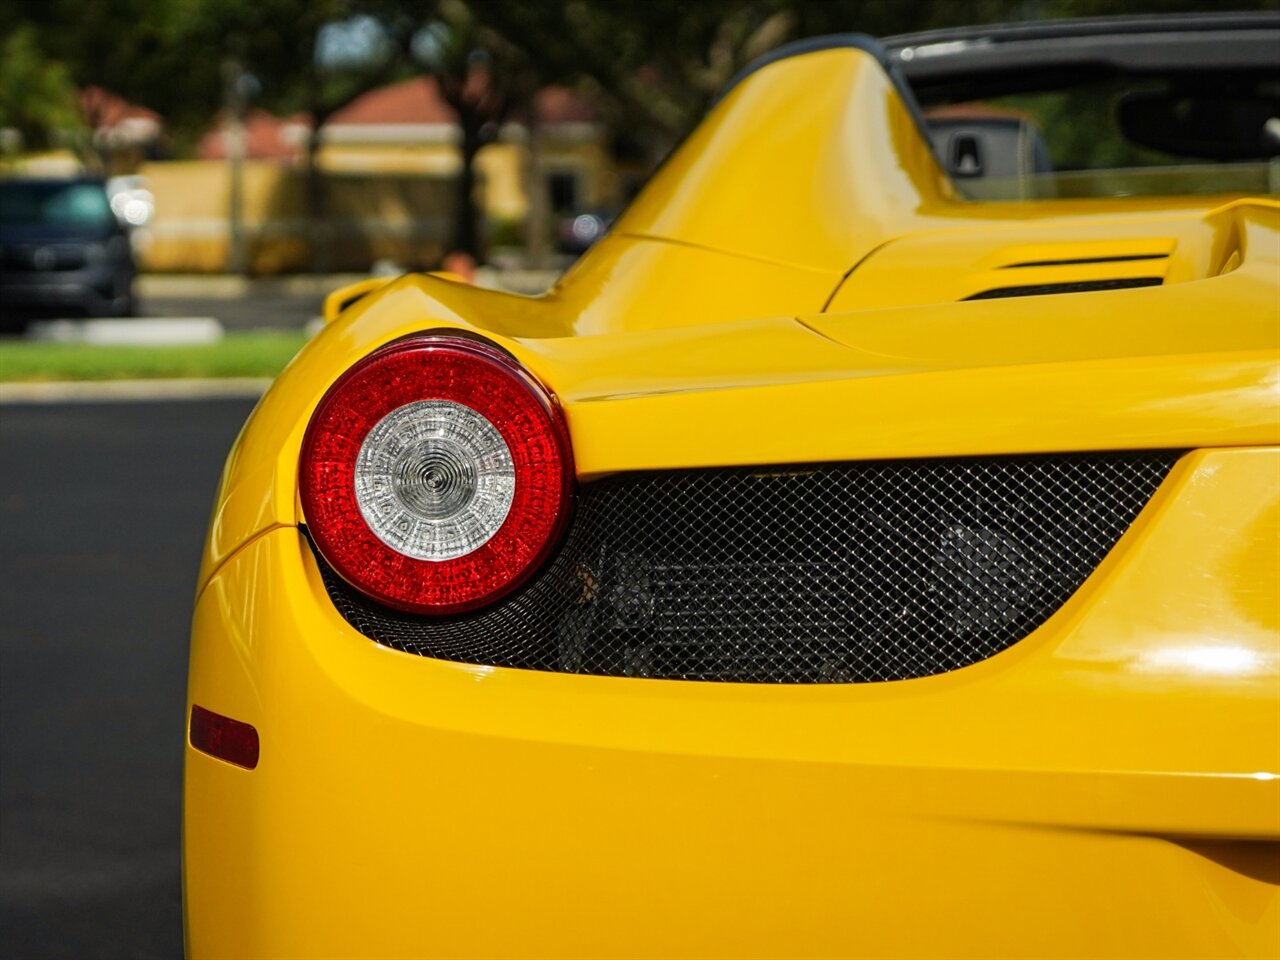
12;127;621;273
319;137;615;222
138;160;456;274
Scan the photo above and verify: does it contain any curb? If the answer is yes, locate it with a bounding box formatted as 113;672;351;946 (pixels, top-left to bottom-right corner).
28;317;224;346
0;378;271;404
136;270;560;299
139;274;368;300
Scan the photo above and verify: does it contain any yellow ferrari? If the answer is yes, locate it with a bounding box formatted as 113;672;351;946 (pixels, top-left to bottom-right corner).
185;15;1280;959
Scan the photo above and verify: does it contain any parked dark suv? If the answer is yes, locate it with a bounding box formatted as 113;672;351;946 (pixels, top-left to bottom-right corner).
0;178;137;328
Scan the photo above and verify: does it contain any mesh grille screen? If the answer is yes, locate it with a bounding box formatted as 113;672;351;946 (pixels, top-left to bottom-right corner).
313;450;1179;683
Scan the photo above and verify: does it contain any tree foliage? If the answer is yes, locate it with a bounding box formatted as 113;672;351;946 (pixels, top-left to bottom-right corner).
20;0;1276;153
0;25;84;153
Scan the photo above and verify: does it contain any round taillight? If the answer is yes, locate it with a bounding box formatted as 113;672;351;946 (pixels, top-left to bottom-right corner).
299;333;573;614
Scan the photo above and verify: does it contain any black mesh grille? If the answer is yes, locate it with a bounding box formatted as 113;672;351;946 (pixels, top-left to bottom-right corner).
312;450;1179;684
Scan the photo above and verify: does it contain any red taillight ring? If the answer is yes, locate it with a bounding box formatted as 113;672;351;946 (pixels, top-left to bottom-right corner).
300;333;574;615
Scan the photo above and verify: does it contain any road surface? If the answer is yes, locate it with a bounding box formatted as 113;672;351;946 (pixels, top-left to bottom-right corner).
0;397;255;959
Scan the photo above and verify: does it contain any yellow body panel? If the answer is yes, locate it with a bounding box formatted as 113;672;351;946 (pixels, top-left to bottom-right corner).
197;211;1279;585
187;43;1280;958
187;448;1279;958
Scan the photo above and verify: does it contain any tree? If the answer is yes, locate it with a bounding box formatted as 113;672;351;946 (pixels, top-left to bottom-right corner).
164;0;420;270
411;0;542;257
479;0;797;163
0;25;84;159
5;0;422;267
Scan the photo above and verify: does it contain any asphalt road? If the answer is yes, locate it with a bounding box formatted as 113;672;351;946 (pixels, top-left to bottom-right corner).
0;397;256;959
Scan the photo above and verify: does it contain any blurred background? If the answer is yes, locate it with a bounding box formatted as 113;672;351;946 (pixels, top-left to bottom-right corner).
0;1;1274;958
6;0;1277;289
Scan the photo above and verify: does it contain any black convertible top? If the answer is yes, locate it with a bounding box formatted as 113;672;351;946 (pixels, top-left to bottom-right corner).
883;11;1279;49
883;13;1280;102
720;13;1279;108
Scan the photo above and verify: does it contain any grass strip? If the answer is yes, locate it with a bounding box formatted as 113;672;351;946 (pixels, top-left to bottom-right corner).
0;330;308;382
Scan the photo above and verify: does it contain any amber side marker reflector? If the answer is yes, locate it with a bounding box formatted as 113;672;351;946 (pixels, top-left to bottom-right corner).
189;705;259;769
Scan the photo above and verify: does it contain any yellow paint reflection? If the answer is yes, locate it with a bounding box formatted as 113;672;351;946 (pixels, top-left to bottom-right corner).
1138;643;1266;676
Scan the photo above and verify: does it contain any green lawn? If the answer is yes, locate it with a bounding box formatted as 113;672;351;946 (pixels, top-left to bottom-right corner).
0;330;308;382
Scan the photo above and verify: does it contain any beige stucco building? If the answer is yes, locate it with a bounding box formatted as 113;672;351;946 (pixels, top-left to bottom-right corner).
138;77;628;273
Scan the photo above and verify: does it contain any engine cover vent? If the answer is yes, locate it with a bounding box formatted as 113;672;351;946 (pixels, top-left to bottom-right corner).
964;277;1163;299
1000;253;1169;269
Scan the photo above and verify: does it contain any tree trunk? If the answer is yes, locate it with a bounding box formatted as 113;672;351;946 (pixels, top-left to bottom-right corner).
226;117;248;275
304;123;329;274
223;58;249;276
304;55;330;276
524;116;550;269
452;119;483;260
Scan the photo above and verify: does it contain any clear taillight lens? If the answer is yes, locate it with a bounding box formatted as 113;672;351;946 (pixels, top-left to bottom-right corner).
354;399;516;560
299;333;573;614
